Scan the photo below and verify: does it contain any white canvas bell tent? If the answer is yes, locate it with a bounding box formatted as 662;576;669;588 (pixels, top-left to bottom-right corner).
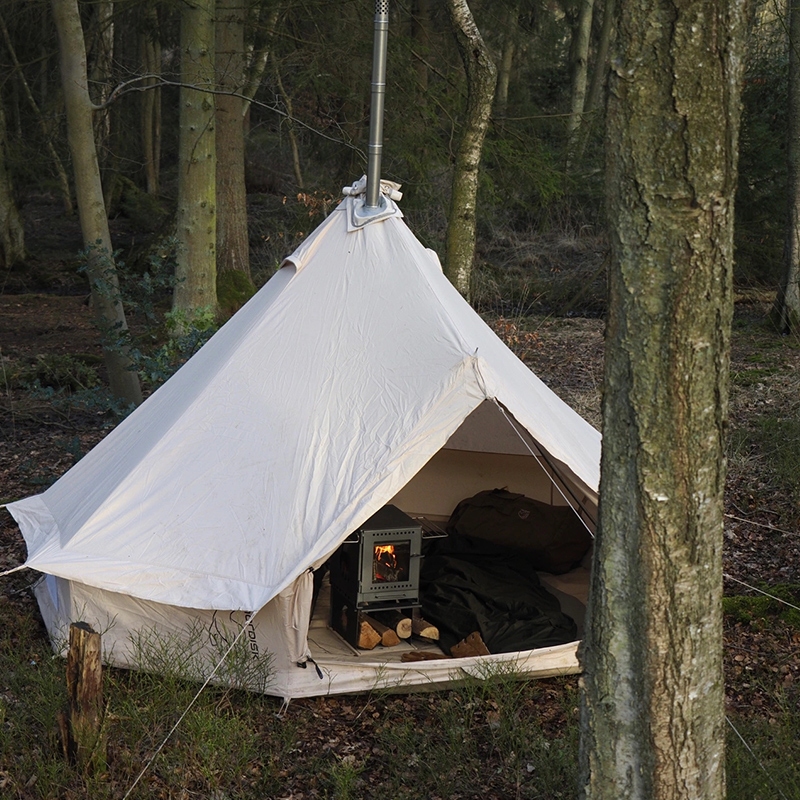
5;180;601;699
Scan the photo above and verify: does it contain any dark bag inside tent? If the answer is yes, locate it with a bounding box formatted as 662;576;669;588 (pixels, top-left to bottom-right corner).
446;488;593;574
419;489;592;654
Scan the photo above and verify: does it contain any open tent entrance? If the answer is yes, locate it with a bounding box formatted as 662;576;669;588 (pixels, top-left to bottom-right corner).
392;399;597;528
304;398;596;692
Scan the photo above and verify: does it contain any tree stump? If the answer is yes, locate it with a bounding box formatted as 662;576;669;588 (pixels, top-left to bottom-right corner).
62;622;106;774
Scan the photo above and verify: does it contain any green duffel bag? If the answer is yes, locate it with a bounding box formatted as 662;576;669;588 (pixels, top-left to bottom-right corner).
446;488;592;574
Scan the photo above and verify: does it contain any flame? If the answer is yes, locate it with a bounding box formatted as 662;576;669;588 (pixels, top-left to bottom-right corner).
374;544;396;566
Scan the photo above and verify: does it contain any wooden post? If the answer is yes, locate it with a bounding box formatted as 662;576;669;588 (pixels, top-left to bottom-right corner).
63;622;106;773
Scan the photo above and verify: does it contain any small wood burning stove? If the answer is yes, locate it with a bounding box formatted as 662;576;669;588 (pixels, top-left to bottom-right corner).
328;505;422;646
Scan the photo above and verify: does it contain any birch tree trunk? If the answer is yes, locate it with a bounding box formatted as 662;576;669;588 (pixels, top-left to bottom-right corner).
578;1;748;798
773;0;800;333
572;0;617;165
51;0;142;407
584;0;616;119
215;0;252;287
173;0;217;327
0;102;25;269
241;3;281;118
443;0;496;299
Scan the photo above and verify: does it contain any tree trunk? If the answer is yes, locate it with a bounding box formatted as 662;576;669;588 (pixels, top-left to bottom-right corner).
272;52;303;188
773;0;800;333
0;100;26;269
584;0;616;118
215;0;252;282
565;0;596;171
0;12;74;216
51;0;142;407
572;0;617;165
140;1;161;196
241;3;281;118
87;0;114;160
496;3;518;119
578;2;748;798
173;0;217;327
443;0;496;300
411;0;432;94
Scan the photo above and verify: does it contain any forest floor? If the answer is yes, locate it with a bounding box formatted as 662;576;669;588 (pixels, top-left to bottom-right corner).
1;197;799;798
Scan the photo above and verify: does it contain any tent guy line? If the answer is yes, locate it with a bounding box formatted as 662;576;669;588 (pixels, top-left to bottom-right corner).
120;605;268;800
490;397;597;536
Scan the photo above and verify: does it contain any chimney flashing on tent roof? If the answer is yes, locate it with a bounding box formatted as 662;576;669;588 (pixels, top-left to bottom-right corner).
342;176;403;229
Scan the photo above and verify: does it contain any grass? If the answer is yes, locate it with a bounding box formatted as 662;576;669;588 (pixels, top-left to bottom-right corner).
3;593;797;800
727;707;800;800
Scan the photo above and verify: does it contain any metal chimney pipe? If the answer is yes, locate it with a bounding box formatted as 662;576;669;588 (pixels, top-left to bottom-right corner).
365;0;389;209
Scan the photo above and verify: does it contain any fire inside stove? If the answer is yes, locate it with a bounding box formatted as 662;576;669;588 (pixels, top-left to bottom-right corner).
373;543;410;583
328;506;424;646
328;505;422;609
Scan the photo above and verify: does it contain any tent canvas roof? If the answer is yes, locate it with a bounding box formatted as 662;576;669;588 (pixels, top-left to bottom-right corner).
7;185;601;615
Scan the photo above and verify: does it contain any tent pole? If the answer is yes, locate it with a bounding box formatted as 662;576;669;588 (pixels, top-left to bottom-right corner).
365;0;389;209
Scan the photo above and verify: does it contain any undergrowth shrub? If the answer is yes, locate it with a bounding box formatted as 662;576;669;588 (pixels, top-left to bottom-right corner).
19;242;220;420
15;354;101;393
723;584;800;628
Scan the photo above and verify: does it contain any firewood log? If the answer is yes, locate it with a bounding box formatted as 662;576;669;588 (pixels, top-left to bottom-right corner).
356;615;382;650
372;609;412;639
360;613;401;647
411;617;439;641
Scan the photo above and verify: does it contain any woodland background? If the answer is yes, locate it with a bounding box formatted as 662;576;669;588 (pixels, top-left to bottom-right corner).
1;1;800;799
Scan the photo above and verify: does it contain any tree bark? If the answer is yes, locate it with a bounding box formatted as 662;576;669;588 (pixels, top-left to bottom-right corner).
584;0;616;119
774;0;800;333
173;0;218;327
140;1;162;196
0;100;26;269
580;0;745;800
443;0;496;300
273;52;304;189
215;0;251;279
494;1;519;121
572;0;617;165
64;622;105;774
578;2;748;798
86;0;114;158
241;2;281;117
51;0;142;406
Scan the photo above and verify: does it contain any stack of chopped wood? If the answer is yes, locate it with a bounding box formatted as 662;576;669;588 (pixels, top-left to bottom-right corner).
356;610;439;650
